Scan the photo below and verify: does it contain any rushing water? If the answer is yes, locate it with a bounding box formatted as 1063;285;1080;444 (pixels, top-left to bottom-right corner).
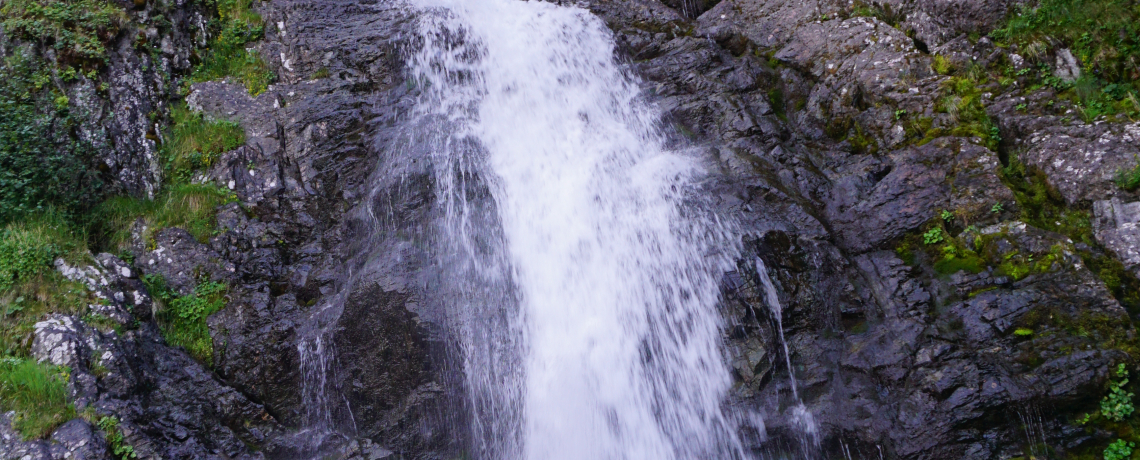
407;0;748;458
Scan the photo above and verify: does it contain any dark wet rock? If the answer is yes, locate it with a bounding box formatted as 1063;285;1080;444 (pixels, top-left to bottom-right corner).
0;414;110;460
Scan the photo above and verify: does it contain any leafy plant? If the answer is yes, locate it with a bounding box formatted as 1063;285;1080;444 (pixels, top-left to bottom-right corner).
991;202;1004;214
0;357;76;439
0;54;105;227
1101;363;1135;422
1104;439;1135;460
96;416;137;459
941;210;954;222
923;227;945;245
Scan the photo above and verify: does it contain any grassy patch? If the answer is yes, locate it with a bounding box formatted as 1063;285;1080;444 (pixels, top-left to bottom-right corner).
92;183;239;251
991;0;1140;120
1115;155;1140;191
161;104;245;184
0;0;127;67
187;0;274;95
143;275;226;365
0;357;76;439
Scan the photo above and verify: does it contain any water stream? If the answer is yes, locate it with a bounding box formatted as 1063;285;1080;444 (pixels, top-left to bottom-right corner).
408;0;748;458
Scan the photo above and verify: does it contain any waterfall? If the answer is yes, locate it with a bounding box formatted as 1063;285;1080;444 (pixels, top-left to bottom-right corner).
408;0;747;458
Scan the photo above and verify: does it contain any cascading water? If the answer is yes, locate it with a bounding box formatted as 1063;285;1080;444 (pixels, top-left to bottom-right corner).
407;0;749;458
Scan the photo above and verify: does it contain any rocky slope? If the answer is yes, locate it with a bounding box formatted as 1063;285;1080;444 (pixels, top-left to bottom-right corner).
3;0;1140;459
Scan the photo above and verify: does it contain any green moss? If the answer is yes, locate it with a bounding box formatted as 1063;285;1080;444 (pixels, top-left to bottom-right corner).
0;357;76;440
187;0;274;95
0;0;127;66
932;55;954;75
161;104;245;184
143;275;226;365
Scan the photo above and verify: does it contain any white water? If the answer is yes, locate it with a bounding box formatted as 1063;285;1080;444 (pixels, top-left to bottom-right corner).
408;0;746;459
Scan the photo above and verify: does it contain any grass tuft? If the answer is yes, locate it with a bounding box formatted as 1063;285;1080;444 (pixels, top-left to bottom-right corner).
143;275;226;365
92;183;239;251
0;357;76;440
162;104;245;185
187;0;274;95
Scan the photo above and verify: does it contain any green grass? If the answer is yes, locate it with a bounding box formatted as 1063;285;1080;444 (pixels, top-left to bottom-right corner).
991;0;1140;120
162;104;245;184
143;275;226;365
0;0;127;67
1115;156;1140;191
0;357;76;439
92;183;239;251
187;0;274;95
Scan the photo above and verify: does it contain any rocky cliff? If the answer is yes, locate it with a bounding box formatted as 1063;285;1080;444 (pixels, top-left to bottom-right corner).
3;0;1140;459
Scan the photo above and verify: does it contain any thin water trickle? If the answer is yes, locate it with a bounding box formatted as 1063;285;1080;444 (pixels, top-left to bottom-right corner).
408;0;748;458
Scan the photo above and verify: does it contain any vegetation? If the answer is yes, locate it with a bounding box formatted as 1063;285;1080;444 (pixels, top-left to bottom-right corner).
187;0;273;95
0;357;76;439
1115;156;1140;191
96;415;137;459
143;275;226;365
1105;439;1136;460
0;54;105;227
0;0;126;66
1102;363;1135;422
93;183;239;250
161;104;245;184
991;0;1140;120
999;152;1140;310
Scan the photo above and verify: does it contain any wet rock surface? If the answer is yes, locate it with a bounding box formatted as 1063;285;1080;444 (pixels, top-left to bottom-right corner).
5;0;1140;458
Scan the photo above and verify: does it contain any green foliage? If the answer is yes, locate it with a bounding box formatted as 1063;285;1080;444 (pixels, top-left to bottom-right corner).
1013;327;1034;336
1115;155;1140;191
931;77;1002;151
1105;439;1135;460
933;238;987;275
991;202;1004;213
0;54;105;227
0;357;76;439
96;416;137;459
0;0;126;66
923;227;945;245
162;104;245;184
992;0;1140;119
941;209;954;221
143;275;226;365
92;183;239;251
187;0;274;95
1102;364;1135;422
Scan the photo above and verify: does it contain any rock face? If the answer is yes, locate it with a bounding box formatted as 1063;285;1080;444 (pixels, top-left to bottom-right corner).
5;0;1140;458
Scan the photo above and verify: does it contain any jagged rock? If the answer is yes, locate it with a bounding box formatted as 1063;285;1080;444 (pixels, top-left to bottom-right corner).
1094;198;1140;278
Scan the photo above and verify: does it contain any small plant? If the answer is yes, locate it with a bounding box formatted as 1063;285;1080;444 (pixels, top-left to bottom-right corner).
991;202;1004;214
1115;156;1140;191
1015;103;1028;111
923;227;945;245
145;275;228;365
894;109;907;120
1104;439;1135;460
96;416;137;459
311;67;330;79
1101;363;1135;422
1013;328;1034;337
932;55;953;75
941;210;954;222
0;357;76;439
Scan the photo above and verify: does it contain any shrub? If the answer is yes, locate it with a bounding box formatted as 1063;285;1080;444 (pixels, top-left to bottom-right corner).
144;275;226;365
0;55;104;227
187;0;274;95
0;212;88;293
0;357;76;439
162;104;245;184
0;0;127;66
